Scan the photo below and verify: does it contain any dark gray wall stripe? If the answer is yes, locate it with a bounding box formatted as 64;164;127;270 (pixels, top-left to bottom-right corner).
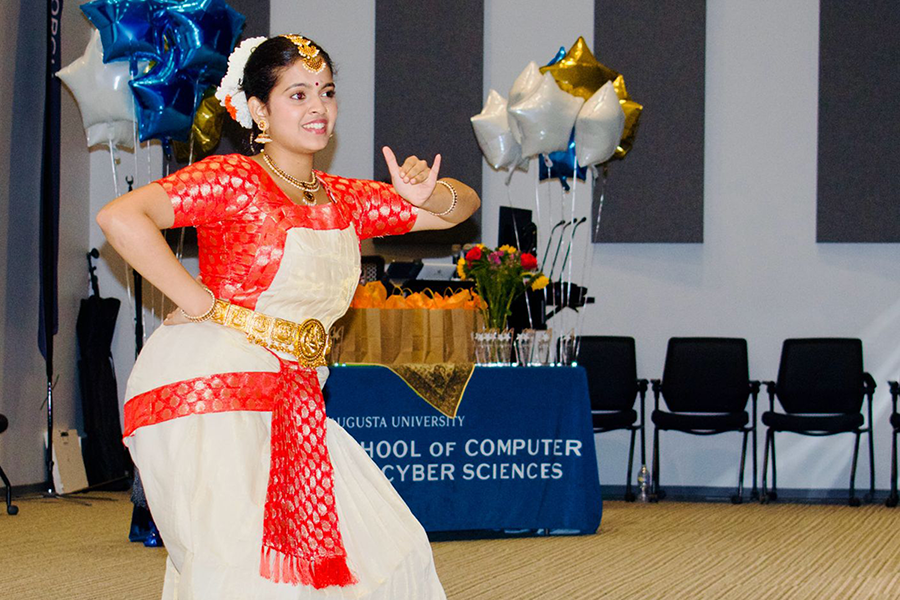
817;2;900;243
218;0;270;156
374;0;483;245
593;1;706;243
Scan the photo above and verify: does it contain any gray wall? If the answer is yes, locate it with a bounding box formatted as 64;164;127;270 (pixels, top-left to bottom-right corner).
6;0;899;492
0;1;90;488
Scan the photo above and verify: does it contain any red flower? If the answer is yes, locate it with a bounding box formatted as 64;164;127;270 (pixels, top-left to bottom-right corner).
465;246;483;261
223;95;238;120
520;252;538;270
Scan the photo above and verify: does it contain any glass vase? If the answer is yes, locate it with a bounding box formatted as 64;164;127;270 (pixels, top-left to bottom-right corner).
472;327;513;365
532;328;553;366
514;329;535;367
557;332;578;366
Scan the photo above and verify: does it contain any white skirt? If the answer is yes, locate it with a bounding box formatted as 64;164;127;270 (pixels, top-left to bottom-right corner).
126;407;447;600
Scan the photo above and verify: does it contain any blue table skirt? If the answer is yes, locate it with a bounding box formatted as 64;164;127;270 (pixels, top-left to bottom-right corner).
324;365;602;535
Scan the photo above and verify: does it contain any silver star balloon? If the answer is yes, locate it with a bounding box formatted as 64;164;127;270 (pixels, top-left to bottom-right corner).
507;62;542;144
508;73;584;158
471;89;523;171
575;80;625;168
57;29;137;149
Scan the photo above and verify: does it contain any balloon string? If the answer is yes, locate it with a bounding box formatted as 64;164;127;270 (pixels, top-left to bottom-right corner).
158;230;168;326
564;157;578;339
109;137;137;336
592;163;609;241
506;180;534;330
155;158;173;328
130;82;140;185
533;160;542;261
577;164;609;338
107;137;120;198
535;166;553;330
179;129;193;264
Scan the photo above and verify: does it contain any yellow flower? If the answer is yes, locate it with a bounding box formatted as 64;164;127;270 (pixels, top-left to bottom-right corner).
531;275;550;291
456;257;467;280
498;244;517;255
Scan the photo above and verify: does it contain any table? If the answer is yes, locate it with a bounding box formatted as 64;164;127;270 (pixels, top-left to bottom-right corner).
323;365;602;535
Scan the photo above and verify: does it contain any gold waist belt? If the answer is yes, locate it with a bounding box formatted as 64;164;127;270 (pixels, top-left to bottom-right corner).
211;299;329;368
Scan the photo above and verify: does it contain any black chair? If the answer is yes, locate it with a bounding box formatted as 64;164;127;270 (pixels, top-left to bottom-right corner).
885;381;899;508
651;338;759;504
761;338;875;507
0;413;19;515
577;336;648;501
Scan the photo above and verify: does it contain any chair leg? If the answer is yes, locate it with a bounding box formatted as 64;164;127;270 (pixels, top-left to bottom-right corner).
751;423;759;500
652;427;664;501
732;430;749;504
849;432;861;507
867;425;876;503
624;428;637;502
639;418;646;468
770;431;778;500
888;428;899;508
0;463;18;516
761;429;772;504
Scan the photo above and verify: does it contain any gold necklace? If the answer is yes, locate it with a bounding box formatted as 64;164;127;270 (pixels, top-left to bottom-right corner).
262;151;320;205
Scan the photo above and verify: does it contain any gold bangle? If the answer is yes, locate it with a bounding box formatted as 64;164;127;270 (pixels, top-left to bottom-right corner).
180;285;217;322
427;180;458;217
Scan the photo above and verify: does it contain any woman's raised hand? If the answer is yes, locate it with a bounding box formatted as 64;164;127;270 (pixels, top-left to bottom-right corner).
382;146;441;207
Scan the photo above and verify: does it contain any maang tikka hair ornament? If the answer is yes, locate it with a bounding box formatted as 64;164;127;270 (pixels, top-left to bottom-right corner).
215;34;326;130
282;34;326;74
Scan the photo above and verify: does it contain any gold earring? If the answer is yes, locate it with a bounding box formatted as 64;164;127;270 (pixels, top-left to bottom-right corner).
255;120;272;144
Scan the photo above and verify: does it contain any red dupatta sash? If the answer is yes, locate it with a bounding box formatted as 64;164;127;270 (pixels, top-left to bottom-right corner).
260;358;356;588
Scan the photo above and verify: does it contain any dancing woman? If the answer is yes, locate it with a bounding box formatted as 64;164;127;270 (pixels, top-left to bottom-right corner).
97;34;479;599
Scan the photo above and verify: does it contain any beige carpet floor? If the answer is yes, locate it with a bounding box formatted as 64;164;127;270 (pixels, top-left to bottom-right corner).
1;492;899;599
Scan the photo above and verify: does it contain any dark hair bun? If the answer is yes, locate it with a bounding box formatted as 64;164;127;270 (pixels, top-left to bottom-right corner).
242;36;336;105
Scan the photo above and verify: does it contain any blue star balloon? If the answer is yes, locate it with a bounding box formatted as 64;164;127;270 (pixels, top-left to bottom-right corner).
80;0;162;65
539;129;587;192
161;0;246;85
85;0;246;144
546;46;566;67
130;53;201;142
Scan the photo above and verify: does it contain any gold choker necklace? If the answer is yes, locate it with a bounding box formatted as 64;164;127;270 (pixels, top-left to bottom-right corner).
262;151;320;205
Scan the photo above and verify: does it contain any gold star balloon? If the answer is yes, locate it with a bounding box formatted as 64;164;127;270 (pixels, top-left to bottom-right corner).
611;75;643;160
173;87;226;163
540;36;618;101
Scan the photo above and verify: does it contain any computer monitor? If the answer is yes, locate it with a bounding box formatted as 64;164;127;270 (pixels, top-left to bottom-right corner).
498;206;537;255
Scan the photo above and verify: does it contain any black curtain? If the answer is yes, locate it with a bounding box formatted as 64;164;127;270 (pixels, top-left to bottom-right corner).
39;0;63;365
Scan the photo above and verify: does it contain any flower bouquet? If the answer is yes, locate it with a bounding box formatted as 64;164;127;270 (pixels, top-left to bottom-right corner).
457;244;549;364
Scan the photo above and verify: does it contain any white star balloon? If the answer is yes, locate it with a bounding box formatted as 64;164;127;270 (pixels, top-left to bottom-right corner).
471;89;523;171
507;62;542;143
508;73;584;158
57;29;137;150
508;61;543;107
86;121;136;150
575;80;625;167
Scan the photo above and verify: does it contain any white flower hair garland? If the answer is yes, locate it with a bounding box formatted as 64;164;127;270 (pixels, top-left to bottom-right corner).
215;36;268;129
